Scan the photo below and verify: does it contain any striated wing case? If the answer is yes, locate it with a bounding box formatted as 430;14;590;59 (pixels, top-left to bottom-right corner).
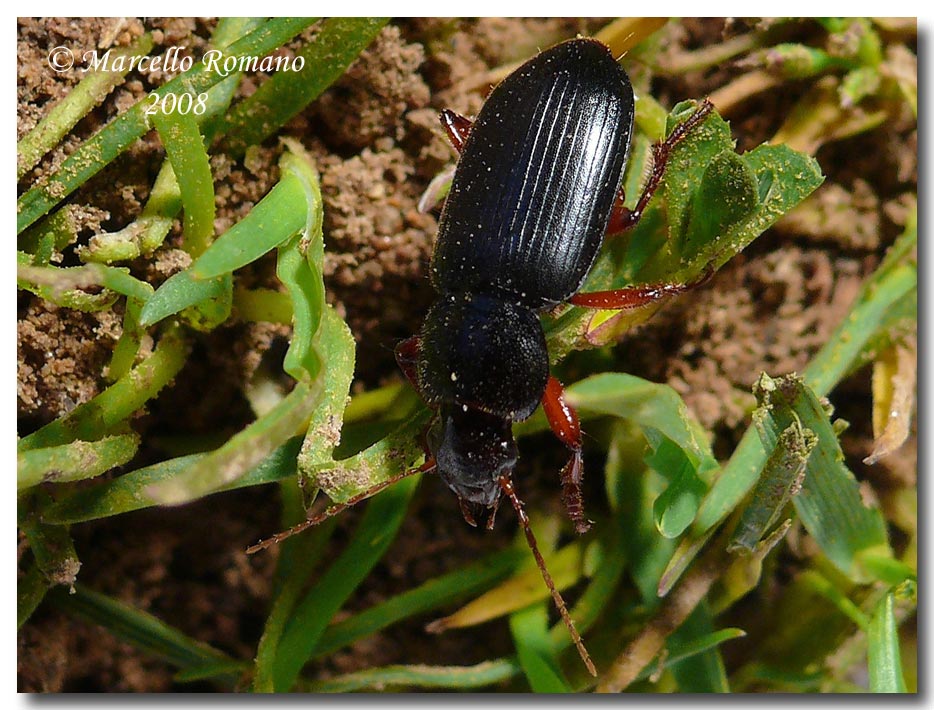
431;39;634;309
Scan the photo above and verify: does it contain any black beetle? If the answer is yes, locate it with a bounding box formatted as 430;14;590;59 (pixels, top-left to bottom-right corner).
250;37;714;677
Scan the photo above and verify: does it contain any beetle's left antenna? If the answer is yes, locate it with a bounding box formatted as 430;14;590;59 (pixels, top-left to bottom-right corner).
246;458;436;554
498;474;597;677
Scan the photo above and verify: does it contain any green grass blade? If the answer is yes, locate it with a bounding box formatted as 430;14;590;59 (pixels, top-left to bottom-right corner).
16;17;316;234
510;603;573;693
51;585;235;673
272;475;421;691
868;592;908;693
138;270;228;328
757;374;891;582
252;483;336;692
312;548;525;659
144;380;322;506
20;500;80;590
190;144;318;280
107;295;147;382
310;410;431;503
17;561;48;629
729;414;816;553
233;287;293;324
666;602;730;692
428;542;584;632
18;259;153;309
41;439;301;524
17;433;139;491
17;33;154;180
635;627;747;683
151;110;214;259
18;325;189;451
220;18;387;155
299;659;520;692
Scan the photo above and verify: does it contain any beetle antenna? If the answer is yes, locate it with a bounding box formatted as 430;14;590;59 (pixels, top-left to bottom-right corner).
246;458;436;555
498;474;597;677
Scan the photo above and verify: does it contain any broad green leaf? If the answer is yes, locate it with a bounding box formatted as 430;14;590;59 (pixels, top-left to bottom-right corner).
544;102;823;358
559;373;717;538
647;437;709;538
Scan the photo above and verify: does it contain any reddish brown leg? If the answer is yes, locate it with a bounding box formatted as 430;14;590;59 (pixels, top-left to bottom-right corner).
607;98;714;236
440;109;472;153
498;474;597;677
542;376;591;535
569;266;714;310
246;457;436;554
395;335;422;393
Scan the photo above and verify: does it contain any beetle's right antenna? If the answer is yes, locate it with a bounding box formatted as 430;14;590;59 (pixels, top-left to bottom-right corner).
498;474;597;677
246;458;436;554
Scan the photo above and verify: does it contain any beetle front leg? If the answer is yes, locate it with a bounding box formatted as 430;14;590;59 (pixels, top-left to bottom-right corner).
440;109;472;153
607;98;714;236
542;376;591;535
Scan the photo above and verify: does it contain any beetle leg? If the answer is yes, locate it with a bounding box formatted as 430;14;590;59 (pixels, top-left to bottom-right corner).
542;376;592;535
605;186;630;236
608;98;714;235
395;335;423;394
569;265;714;309
440;109;472;153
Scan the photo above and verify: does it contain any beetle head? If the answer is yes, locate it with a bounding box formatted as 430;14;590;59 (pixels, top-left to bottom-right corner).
429;402;517;527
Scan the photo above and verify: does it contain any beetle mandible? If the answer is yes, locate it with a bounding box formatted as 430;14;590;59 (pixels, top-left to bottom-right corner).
250;37;714;677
